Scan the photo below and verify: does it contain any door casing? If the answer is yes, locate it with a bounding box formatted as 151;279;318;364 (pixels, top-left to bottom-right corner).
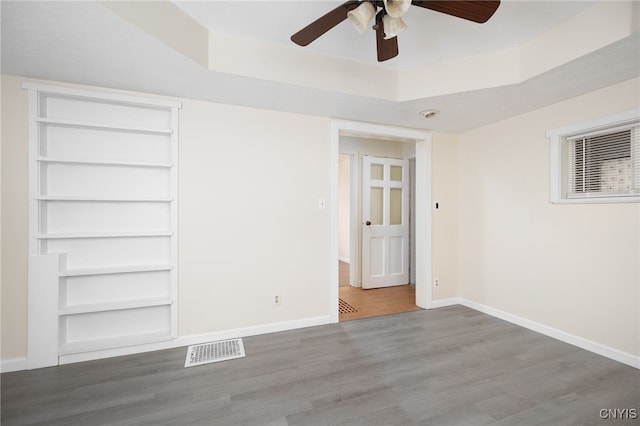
329;120;432;323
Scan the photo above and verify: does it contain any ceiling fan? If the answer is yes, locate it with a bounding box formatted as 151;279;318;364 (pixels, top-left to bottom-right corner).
291;0;501;62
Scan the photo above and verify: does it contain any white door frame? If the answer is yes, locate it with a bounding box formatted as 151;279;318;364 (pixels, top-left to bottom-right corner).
329;120;432;323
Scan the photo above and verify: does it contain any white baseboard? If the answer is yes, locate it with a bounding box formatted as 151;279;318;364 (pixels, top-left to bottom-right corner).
10;300;639;371
58;315;331;366
338;257;350;264
458;298;640;370
430;297;461;309
175;315;330;348
1;357;27;373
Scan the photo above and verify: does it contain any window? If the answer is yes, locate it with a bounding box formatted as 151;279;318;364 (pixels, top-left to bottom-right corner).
548;109;640;203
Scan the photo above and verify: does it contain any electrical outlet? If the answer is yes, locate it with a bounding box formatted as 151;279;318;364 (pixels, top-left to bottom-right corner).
434;279;440;287
273;295;281;306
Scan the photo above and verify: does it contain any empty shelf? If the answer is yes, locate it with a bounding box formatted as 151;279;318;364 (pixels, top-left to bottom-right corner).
60;264;173;277
36;231;173;239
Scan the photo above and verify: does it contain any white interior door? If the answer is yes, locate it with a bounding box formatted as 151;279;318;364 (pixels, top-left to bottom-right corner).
362;156;409;289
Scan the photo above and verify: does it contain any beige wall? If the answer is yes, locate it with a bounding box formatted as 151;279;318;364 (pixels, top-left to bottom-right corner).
458;77;640;356
178;98;331;335
1;76;29;360
431;132;459;301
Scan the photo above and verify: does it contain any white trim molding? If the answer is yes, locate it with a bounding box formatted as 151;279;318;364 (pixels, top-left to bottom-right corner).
6;300;638;371
22;82;182;109
430;298;461;309
59;315;331;365
4;315;331;370
1;358;28;373
458;298;640;370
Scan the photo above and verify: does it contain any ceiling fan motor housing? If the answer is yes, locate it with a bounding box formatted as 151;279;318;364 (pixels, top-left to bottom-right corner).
291;0;501;62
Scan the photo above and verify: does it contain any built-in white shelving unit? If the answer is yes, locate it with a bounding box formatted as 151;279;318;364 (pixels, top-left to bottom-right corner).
25;82;181;367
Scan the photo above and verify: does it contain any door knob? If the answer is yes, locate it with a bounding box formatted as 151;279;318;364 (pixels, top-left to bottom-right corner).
365;221;371;226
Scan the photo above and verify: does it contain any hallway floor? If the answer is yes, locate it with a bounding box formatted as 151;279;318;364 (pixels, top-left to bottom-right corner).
339;285;421;321
338;261;421;321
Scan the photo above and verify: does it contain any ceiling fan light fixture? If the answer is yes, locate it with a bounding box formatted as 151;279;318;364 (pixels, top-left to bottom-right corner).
382;15;406;39
291;0;501;62
383;0;411;18
347;1;376;34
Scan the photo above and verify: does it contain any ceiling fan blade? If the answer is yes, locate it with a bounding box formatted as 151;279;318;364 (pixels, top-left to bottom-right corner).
411;0;500;23
375;12;399;62
291;1;361;46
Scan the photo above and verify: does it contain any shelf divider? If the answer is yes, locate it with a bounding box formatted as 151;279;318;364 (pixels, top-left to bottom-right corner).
36;231;173;239
36;195;173;202
37;156;173;168
60;264;173;277
36;117;173;135
59;297;173;316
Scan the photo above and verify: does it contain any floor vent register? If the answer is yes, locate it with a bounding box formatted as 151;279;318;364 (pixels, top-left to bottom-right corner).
184;338;245;368
339;298;358;314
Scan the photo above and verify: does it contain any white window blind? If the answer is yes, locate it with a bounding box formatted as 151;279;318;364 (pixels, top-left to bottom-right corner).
565;124;639;199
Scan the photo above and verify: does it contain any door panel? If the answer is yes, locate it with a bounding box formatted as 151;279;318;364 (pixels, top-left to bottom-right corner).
389;236;404;275
369;237;385;277
362;156;409;288
370;186;384;225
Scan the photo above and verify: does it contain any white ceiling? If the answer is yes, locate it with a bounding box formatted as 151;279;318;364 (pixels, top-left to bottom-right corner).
175;0;596;68
2;1;639;133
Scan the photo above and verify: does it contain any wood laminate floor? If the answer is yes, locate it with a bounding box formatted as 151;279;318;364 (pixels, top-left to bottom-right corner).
340;285;421;321
338;261;420;321
2;306;639;425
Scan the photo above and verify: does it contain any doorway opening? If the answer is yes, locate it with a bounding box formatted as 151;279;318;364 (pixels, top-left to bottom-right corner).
330;121;432;324
335;129;427;322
